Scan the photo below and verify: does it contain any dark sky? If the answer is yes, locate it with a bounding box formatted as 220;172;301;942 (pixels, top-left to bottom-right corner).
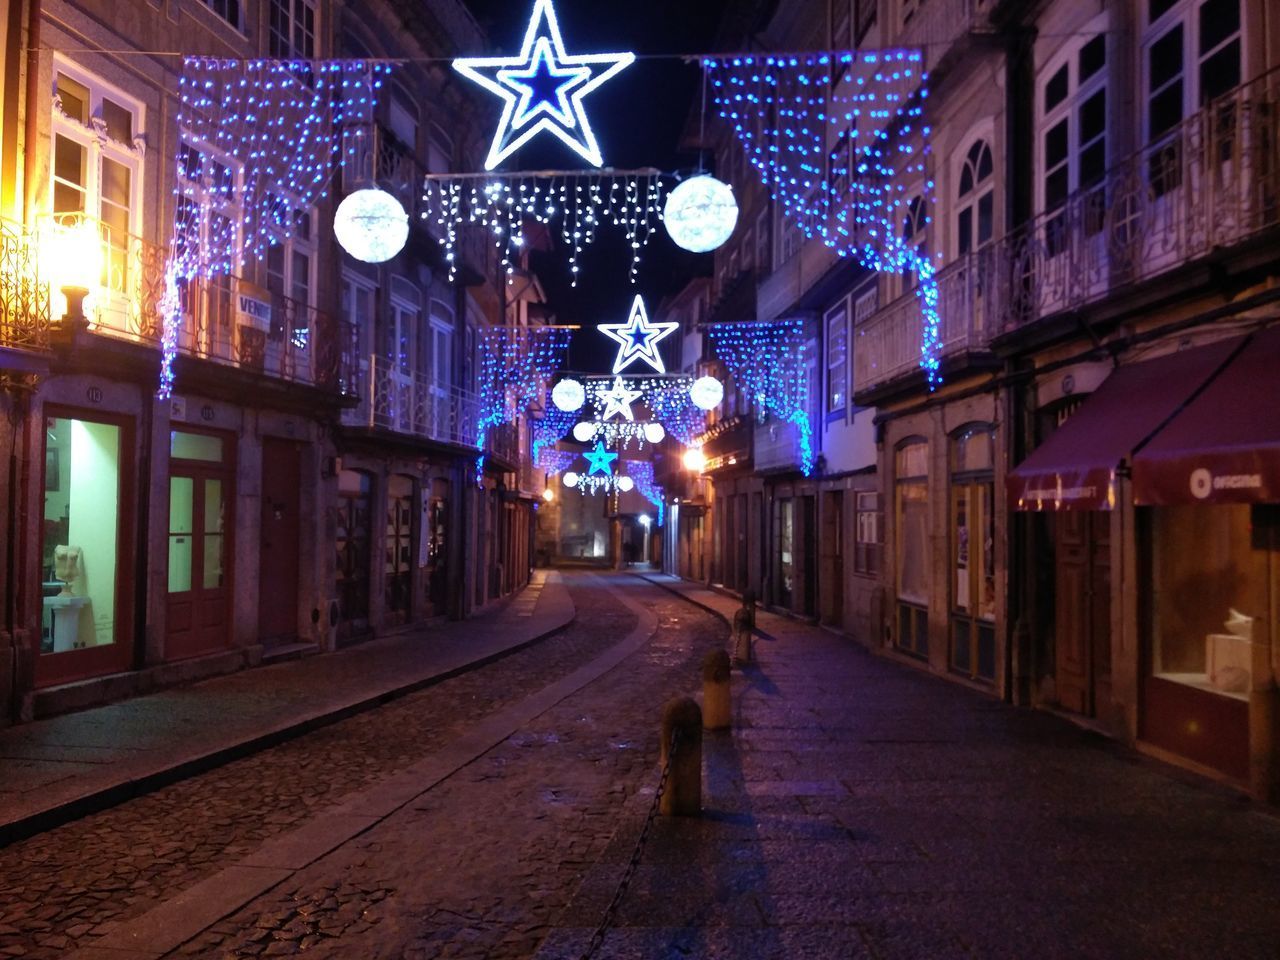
460;0;732;372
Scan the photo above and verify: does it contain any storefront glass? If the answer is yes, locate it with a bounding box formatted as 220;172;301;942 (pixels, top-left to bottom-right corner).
1151;504;1268;701
41;417;122;653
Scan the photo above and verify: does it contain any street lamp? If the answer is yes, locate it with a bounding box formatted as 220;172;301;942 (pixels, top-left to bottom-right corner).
682;446;707;474
541;487;555;503
41;217;102;333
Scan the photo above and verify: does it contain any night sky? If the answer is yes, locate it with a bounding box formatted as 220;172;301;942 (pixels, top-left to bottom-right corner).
460;0;732;372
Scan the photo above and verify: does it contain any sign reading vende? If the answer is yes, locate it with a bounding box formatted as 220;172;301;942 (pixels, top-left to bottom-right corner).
236;282;272;332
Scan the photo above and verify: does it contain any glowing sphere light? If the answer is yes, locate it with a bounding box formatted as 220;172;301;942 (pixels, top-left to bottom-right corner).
617;476;635;492
642;422;666;444
572;422;596;442
663;175;738;253
552;377;586;412
563;471;580;487
334;189;409;263
689;375;725;411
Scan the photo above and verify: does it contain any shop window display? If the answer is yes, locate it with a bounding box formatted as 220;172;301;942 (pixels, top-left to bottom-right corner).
41;417;122;653
1151;504;1268;700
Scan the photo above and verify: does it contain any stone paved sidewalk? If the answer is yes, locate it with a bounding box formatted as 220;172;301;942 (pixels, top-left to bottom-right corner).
535;573;1280;960
0;570;573;844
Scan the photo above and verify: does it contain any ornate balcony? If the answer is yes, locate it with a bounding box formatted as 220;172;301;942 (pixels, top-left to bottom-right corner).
852;249;995;396
897;0;992;71
344;352;485;445
0;220;49;352
995;66;1280;336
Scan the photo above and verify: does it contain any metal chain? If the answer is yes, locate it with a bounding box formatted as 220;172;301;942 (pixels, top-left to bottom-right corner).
578;728;681;960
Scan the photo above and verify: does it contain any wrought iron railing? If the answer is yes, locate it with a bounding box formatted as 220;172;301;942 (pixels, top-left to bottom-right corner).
0;219;49;350
994;66;1280;334
853;248;994;392
897;0;991;67
347;353;484;445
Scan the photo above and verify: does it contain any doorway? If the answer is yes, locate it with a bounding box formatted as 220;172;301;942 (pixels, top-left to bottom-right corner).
385;475;414;623
166;429;233;660
259;438;302;644
821;490;844;627
1053;511;1112;716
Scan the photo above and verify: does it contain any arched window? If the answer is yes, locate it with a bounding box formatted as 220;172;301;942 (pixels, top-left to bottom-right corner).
900;194;927;288
957;140;994;254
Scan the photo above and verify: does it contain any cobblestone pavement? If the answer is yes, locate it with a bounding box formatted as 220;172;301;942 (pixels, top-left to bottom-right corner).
173;576;719;959
0;572;710;960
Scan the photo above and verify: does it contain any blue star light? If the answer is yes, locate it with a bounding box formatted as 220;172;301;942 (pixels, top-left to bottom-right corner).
453;0;635;170
598;295;679;375
583;440;618;476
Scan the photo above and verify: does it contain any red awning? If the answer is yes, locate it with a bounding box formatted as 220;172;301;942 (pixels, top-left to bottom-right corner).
1132;326;1280;505
1009;339;1241;511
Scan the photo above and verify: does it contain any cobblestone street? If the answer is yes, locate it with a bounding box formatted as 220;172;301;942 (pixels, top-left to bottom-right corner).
3;571;1280;960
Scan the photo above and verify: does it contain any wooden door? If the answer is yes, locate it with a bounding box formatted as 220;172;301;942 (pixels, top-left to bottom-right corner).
821;491;844;626
1054;511;1111;715
259;438;301;643
166;467;231;659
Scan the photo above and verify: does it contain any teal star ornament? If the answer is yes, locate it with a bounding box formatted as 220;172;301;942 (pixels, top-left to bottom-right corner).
452;0;635;170
598;295;679;374
583;440;618;476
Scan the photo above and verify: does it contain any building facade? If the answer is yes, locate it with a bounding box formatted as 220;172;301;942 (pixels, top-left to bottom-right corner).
671;0;1280;800
0;0;546;724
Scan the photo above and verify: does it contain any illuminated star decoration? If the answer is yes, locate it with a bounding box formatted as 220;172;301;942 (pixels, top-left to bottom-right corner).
582;440;618;476
599;376;642;421
598;295;679;374
452;0;635;170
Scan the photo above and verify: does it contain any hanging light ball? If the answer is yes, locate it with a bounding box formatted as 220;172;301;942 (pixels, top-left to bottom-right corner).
663;175;739;253
563;471;580;488
334;188;409;263
552;378;587;412
572;422;596;442
618;476;635;492
689;375;725;411
643;422;666;444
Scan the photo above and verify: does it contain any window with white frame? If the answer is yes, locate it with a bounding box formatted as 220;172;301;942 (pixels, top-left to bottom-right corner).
427;122;453;175
52;64;143;294
428;299;454;390
341;271;375;368
957;139;994;255
269;0;316;59
199;0;243;31
388;82;419;154
1038;27;1108;246
264;198;315;348
385;277;421;375
825;301;847;415
900;193;927;289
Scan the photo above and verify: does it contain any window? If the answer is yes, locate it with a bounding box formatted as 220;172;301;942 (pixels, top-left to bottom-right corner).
826;302;848;415
51;65;143;297
386;278;421;375
1039;28;1108;246
957;139;994;255
851;286;877;399
341;273;375;393
895;440;929;658
854;491;881;576
269;0;316;59
833;0;851;52
900;194;927;289
388;83;419;154
950;424;996;681
854;0;877;43
41;416;124;655
428;122;453;175
199;0;242;31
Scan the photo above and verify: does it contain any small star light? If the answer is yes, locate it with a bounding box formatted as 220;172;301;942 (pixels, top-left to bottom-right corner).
664;175;739;253
583;440;618;476
452;0;635;169
598;295;679;374
334;188;409;264
599;376;642;421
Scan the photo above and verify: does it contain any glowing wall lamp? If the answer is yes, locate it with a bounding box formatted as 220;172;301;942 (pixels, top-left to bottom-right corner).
682;446;707;474
41;217;103;333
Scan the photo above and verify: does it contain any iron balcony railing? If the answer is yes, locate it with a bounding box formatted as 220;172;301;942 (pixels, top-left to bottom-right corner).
897;0;992;68
853;248;994;393
41;212;356;395
0;219;50;351
995;65;1280;334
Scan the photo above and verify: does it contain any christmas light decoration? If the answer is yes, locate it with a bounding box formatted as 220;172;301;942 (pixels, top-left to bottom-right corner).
532;400;578;465
642;378;707;446
476;325;575;482
682;446;707;473
625;459;665;526
572;422;596;442
422;170;664;286
598;295;679;375
582;440;618;476
702;51;943;386
334;188;408;263
689;375;725;411
536;446;577;476
573;419;666;450
663;175;739;253
551;377;586;412
598;376;642;421
707;319;814;476
452;0;635;170
562;470;632;495
162;57;388;398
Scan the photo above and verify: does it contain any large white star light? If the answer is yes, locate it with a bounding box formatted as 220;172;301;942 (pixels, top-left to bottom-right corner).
598;295;679;375
452;0;635;170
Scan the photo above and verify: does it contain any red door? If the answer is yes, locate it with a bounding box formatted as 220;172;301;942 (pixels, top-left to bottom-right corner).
259;438;301;643
166;454;233;660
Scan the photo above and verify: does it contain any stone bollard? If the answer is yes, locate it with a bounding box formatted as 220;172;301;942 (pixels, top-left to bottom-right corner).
702;649;732;731
659;697;702;816
732;589;757;666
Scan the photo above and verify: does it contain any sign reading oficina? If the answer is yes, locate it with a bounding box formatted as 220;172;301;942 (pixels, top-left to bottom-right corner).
236;282;272;332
